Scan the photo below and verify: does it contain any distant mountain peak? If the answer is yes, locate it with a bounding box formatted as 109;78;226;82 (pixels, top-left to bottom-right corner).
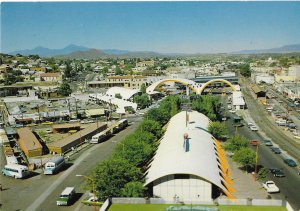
233;43;300;54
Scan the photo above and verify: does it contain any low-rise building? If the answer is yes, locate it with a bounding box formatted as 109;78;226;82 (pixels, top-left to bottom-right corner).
87;75;147;89
40;73;62;83
17;127;43;157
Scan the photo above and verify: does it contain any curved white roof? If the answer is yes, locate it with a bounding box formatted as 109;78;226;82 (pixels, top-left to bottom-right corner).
106;87;140;100
93;93;138;113
145;111;228;193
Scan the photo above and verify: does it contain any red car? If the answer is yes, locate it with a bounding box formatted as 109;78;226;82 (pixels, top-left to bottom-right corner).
250;140;259;146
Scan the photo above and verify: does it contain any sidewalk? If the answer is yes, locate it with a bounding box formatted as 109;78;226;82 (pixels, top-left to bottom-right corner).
226;154;268;199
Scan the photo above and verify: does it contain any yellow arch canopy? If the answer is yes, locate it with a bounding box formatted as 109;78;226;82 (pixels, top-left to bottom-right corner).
146;78;236;95
199;79;236;94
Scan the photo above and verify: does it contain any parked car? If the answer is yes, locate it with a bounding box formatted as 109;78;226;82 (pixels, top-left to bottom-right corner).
283;158;297;167
263;140;273;146
250;125;258;131
262;181;280;193
247;122;254;128
81;196;103;206
269;168;285;177
271;147;281;154
250;140;259;146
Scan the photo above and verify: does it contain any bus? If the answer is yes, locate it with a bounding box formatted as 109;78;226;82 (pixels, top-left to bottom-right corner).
118;119;128;130
90;128;112;144
2;164;30;179
44;156;65;175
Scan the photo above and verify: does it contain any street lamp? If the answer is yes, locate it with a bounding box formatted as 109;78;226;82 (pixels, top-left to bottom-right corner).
76;174;97;211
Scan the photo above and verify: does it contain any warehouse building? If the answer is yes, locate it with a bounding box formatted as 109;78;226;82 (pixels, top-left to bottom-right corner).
17;127;43;157
144;111;235;203
48;122;107;154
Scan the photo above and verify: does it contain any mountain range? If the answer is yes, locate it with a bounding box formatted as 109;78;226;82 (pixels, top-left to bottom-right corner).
8;43;300;59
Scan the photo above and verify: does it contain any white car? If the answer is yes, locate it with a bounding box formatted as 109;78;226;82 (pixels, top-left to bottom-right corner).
247;122;254;128
229;109;236;113
250;125;258;131
262;181;280;193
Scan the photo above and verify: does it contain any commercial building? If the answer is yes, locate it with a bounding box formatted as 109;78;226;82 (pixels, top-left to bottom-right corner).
48;122;107;154
232;91;246;110
17;127;43;157
145;111;235;203
87;75;147;89
191;75;238;84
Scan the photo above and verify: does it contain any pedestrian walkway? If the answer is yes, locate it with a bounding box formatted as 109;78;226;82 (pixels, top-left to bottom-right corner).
226;154;268;199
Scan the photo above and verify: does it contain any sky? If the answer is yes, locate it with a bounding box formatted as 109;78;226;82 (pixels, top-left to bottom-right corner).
1;2;300;54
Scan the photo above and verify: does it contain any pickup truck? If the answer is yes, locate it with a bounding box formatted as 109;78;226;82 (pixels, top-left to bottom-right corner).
262;181;280;193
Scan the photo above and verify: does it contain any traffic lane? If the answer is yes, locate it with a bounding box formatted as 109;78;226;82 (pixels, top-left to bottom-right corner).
237;125;300;210
37;119;142;211
242;86;300;162
0;167;62;211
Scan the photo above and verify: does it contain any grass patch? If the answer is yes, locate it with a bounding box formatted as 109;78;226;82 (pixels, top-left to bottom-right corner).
109;204;286;211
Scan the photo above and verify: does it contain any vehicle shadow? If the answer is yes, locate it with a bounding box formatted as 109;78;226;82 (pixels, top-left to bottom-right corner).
28;171;40;178
60;162;73;172
69;192;84;206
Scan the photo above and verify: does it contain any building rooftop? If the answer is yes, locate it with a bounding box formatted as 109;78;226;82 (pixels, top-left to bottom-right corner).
144;111;233;197
17;127;42;150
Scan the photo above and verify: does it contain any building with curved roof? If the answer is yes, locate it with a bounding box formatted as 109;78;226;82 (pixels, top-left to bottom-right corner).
144;111;235;202
106;87;140;101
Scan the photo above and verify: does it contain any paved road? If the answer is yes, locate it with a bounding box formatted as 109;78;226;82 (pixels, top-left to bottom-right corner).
0;116;142;211
224;97;300;210
241;80;300;163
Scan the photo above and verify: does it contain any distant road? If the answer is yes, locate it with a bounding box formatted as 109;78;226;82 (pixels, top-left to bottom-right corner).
241;80;300;162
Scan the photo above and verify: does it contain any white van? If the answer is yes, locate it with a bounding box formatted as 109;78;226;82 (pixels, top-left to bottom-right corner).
57;187;76;206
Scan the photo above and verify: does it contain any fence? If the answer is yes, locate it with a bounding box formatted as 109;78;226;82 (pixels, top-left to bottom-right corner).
104;197;294;211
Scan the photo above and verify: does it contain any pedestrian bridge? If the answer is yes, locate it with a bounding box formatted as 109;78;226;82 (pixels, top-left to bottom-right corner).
146;78;236;95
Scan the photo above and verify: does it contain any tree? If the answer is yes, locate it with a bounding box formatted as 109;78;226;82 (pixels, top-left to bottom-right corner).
145;108;170;125
115;93;122;99
239;64;251;77
233;147;256;168
138;119;162;138
133;131;156;145
91;157;142;201
120;181;145;197
57;82;72;96
208;121;227;139
191;95;221;121
140;83;147;93
257;167;268;181
115;66;123;75
134;94;150;109
64;62;72;78
224;135;249;152
114;135;154;166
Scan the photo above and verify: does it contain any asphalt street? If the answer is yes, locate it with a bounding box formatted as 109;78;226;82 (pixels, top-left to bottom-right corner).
224;97;300;210
0;116;142;211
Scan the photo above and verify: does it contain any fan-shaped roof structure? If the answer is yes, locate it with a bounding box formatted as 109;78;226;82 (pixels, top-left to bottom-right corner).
106;87;140;100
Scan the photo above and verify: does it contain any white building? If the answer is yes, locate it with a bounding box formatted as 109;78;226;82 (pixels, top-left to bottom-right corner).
254;74;275;84
105;87;140;101
145;111;235;203
232;91;246;110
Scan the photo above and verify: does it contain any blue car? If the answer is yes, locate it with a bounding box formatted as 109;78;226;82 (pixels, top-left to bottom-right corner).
284;158;297;167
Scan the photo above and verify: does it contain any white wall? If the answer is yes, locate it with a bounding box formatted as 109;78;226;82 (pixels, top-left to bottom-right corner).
153;175;212;202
